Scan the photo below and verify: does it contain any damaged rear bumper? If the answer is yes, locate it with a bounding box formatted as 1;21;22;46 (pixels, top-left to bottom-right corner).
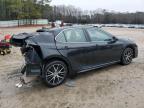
23;64;41;76
21;60;42;77
20;45;43;76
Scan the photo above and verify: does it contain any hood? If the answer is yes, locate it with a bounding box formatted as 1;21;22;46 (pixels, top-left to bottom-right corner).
118;37;137;48
118;37;135;43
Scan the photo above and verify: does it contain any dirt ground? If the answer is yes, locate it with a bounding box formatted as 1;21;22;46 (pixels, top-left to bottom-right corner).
0;27;144;108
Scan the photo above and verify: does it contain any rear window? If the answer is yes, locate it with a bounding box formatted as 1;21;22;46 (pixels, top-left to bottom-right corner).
32;32;55;43
56;32;66;42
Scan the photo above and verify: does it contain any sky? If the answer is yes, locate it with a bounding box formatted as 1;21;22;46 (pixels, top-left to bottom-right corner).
51;0;144;12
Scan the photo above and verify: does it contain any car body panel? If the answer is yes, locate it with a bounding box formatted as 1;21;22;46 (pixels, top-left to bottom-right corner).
10;26;138;77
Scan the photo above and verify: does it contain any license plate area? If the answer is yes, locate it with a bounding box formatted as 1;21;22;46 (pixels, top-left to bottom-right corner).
26;64;41;76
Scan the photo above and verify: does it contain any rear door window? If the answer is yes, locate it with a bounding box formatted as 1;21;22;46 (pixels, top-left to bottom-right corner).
56;32;66;42
64;29;87;42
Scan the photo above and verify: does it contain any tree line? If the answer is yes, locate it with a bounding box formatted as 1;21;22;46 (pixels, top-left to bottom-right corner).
0;0;51;25
50;5;144;24
0;0;144;24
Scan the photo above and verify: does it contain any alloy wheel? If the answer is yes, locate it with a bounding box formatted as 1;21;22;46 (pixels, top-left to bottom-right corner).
45;63;66;86
123;48;133;64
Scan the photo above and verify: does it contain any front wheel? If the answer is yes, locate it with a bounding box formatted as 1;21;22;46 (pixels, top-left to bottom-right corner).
121;48;134;65
44;60;68;87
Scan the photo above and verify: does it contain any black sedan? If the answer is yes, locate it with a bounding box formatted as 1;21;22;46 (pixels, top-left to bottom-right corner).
11;26;138;87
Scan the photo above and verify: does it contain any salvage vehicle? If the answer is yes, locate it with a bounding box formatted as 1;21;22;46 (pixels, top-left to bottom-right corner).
10;26;138;87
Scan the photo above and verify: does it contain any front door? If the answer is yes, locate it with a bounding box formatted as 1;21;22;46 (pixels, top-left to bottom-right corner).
85;27;122;65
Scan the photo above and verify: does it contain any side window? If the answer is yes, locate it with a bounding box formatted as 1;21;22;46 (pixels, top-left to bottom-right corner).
86;28;112;41
64;29;87;42
56;32;66;42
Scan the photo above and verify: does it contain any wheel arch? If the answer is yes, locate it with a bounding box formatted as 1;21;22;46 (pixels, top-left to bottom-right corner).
42;55;76;77
124;44;136;58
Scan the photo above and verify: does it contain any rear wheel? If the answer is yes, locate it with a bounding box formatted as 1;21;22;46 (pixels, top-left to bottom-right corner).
121;47;134;65
44;60;68;87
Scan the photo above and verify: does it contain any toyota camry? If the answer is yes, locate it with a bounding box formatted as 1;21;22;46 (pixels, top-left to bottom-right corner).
10;26;138;87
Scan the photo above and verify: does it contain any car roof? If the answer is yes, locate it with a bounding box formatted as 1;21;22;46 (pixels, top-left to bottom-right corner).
50;25;96;31
37;25;97;36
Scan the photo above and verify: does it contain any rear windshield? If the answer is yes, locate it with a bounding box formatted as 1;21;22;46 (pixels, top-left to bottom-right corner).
31;32;55;43
37;28;63;36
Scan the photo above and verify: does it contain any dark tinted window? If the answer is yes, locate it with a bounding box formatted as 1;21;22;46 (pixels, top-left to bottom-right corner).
86;28;112;41
64;29;87;42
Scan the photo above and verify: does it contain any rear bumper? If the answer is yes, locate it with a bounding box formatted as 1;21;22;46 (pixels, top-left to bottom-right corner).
21;46;42;76
25;63;41;76
20;62;41;77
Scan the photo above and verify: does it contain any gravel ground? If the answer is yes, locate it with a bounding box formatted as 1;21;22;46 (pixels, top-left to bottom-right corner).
0;27;144;108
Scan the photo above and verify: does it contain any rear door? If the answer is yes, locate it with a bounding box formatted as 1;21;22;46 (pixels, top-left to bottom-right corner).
56;28;97;71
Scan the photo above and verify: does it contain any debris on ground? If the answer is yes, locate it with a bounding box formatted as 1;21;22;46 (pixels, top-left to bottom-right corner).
65;79;76;87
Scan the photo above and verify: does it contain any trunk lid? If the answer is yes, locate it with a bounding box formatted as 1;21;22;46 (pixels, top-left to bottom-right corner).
10;33;35;47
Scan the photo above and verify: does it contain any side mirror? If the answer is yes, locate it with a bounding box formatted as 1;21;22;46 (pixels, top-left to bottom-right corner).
112;36;118;41
107;37;118;44
105;36;118;43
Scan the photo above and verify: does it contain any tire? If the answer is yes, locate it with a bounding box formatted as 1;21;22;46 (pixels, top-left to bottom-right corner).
121;47;134;65
43;60;68;87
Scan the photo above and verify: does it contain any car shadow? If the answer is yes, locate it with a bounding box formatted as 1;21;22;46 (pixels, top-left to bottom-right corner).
75;63;121;80
9;63;125;93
